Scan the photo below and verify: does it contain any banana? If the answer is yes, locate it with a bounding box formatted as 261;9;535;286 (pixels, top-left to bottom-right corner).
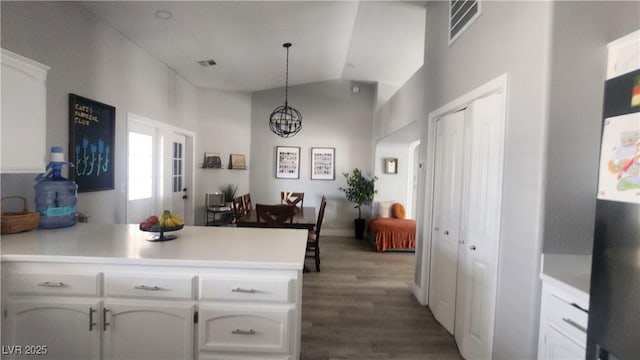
156;210;183;228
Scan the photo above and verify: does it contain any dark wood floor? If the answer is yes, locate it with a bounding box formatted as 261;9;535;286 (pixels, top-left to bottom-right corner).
301;236;462;360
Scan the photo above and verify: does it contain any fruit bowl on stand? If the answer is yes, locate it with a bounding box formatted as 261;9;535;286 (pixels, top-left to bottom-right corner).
139;224;184;242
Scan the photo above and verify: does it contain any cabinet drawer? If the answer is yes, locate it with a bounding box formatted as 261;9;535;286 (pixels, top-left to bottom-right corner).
104;273;194;300
199;304;292;354
200;276;293;303
8;272;99;296
546;293;589;345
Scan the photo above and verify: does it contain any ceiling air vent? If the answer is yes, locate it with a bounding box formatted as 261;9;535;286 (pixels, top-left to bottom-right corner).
449;0;481;45
198;59;217;67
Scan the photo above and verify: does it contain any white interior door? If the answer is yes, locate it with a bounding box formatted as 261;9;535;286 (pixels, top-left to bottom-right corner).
428;110;466;334
126;121;158;224
170;133;187;218
456;92;505;360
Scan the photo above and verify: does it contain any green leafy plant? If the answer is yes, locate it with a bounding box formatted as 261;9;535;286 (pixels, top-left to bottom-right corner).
219;184;237;203
339;168;378;219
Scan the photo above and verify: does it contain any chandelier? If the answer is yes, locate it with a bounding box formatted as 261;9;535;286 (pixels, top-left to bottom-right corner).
269;42;302;138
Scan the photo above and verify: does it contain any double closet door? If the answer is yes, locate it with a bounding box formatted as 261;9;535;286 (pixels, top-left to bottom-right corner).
428;92;505;360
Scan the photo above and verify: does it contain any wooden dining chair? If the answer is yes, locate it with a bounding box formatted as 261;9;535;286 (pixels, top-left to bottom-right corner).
281;191;304;210
232;196;246;220
307;196;327;272
242;193;252;212
255;204;295;227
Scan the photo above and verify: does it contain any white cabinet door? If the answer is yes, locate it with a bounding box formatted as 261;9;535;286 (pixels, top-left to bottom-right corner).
542;325;586;360
102;301;194;360
4;299;101;360
1;49;49;173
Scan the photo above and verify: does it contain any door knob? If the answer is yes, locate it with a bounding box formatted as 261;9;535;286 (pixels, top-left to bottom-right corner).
443;230;449;235
469;245;476;250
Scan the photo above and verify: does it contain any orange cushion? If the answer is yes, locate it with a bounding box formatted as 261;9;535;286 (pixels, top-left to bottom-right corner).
391;203;405;220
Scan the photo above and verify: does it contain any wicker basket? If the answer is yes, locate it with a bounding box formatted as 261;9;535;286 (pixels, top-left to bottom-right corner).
1;196;40;234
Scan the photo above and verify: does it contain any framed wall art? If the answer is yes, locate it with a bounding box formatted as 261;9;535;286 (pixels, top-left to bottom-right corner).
229;154;247;169
203;152;222;168
385;158;398;174
275;146;300;179
311;147;335;180
69;94;116;192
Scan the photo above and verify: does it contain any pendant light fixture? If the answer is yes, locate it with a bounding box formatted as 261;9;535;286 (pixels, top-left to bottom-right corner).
269;42;302;138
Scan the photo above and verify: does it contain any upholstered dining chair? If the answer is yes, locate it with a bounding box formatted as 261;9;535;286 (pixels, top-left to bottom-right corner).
307;196;327;272
255;204;295;227
280;192;304;210
232;196;246;220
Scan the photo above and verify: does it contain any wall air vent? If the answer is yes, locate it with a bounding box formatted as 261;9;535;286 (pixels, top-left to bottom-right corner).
449;0;481;45
198;59;217;67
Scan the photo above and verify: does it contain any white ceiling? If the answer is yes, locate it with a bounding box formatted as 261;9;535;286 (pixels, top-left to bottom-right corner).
78;1;426;94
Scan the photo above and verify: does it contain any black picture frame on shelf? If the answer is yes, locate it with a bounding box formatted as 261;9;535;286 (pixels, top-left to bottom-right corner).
203;152;222;169
311;147;335;180
68;94;116;192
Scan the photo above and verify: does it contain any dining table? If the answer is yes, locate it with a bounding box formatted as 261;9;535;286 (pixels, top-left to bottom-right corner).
235;206;316;230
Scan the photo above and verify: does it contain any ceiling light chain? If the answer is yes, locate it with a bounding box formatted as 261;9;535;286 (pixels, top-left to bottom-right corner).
269;42;302;138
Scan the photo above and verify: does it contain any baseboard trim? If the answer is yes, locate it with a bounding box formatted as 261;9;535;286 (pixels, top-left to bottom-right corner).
322;228;354;237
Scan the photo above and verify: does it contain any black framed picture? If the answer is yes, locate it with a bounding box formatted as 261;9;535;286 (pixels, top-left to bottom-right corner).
311;147;335;180
385;158;398;174
203;152;222;168
69;94;116;192
276;146;300;179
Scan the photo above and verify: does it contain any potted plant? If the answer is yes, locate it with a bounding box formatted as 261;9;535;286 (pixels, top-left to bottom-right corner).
339;168;378;239
219;184;237;205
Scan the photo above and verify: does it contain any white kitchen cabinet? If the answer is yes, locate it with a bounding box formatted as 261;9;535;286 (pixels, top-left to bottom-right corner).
538;255;590;360
1;224;306;360
1;48;49;173
102;301;194;360
3;299;101;360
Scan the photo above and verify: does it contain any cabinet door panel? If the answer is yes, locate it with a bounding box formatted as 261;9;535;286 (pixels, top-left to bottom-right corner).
102;302;194;360
0;49;48;173
4;299;100;360
543;325;585;360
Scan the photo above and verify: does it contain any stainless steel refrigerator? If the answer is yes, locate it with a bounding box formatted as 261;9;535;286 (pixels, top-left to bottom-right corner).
586;68;640;359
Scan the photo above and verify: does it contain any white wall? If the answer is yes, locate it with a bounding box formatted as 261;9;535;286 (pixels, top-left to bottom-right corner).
542;1;640;254
195;88;252;225
250;80;375;234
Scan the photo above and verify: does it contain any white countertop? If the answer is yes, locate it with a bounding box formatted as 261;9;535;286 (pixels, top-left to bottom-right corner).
540;253;592;298
0;223;308;270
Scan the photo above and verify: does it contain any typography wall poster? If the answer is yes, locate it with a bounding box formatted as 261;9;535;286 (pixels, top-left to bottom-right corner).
69;94;116;192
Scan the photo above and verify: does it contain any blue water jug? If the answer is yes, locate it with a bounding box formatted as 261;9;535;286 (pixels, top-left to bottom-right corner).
35;146;78;229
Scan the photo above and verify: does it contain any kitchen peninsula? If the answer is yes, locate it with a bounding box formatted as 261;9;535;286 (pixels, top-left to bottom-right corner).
1;223;307;360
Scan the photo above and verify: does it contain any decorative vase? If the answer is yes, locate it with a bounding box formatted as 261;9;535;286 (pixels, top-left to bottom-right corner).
354;218;365;239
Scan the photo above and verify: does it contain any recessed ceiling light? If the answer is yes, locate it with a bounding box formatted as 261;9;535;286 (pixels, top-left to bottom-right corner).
155;10;172;20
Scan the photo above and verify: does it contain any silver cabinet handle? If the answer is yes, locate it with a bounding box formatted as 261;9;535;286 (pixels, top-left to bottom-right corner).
469;245;477;250
443;230;450;235
89;307;96;331
231;329;256;335
562;317;587;333
134;285;161;291
37;281;65;287
232;287;257;293
103;308;110;331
